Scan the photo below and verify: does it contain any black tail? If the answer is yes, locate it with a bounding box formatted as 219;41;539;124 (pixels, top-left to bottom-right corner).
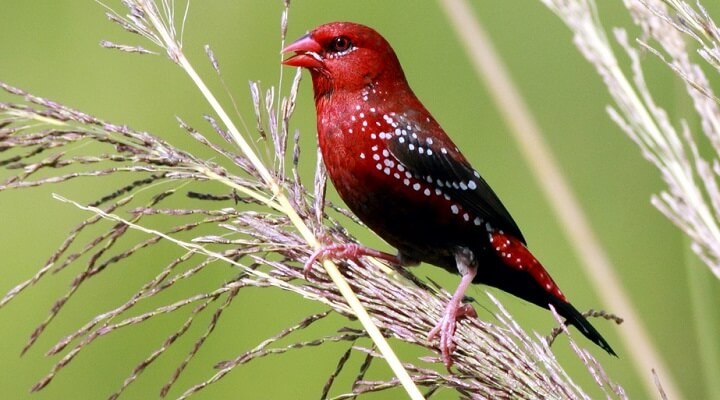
479;256;617;356
550;297;617;356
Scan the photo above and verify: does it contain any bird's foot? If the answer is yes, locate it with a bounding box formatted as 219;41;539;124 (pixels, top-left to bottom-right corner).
303;243;400;279
428;251;478;369
427;301;477;368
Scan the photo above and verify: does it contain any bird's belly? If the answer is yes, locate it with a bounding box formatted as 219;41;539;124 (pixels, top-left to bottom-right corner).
325;149;482;267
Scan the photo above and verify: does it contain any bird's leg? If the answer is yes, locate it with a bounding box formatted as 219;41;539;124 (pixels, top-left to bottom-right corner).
304;243;401;278
428;247;478;368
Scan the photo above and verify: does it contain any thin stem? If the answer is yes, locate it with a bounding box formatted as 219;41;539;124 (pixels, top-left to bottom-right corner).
110;2;423;397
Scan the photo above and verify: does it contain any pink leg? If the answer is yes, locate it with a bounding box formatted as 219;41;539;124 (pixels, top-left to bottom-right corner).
428;252;478;368
304;243;400;279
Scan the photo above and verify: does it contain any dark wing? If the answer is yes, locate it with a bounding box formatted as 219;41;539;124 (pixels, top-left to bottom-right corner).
384;111;526;244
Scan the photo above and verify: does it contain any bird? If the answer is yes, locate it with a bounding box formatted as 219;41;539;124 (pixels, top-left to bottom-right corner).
282;21;616;367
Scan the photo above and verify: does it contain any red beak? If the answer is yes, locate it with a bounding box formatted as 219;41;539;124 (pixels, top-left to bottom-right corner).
281;34;324;69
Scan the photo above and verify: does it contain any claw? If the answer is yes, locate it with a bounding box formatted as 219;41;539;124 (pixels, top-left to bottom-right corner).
303;243;400;279
428;299;477;368
428;310;457;367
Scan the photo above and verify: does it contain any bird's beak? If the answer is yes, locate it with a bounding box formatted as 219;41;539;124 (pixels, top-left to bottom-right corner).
281;34;324;69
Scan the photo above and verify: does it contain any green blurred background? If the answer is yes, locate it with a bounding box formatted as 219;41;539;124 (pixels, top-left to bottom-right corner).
0;1;715;399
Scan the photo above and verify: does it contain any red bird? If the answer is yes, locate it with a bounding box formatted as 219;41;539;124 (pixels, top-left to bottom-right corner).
282;21;615;366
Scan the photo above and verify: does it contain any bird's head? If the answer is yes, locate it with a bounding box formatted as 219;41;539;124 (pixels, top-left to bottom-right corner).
282;22;407;100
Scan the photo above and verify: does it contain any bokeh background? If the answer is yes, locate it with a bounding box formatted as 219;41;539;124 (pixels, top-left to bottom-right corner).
0;1;716;399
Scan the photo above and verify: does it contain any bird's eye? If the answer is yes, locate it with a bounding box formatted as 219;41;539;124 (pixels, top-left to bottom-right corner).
329;36;353;53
